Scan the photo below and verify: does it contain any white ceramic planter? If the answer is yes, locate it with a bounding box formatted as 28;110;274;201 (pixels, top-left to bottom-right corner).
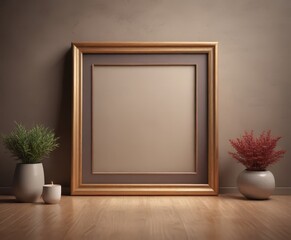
13;163;45;203
237;170;275;200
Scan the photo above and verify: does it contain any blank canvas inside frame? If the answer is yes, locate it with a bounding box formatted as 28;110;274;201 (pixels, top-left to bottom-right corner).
71;42;218;195
92;65;196;174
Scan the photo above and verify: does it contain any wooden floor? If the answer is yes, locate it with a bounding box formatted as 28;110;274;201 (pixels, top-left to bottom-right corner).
0;195;290;240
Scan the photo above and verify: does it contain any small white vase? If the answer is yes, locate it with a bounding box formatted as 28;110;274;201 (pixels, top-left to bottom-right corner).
237;169;275;200
13;163;45;203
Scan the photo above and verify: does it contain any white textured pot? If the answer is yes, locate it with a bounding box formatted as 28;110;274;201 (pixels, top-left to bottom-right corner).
13;163;45;203
237;169;275;200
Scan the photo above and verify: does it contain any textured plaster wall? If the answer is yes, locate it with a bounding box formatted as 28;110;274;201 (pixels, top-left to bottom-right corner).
0;0;290;193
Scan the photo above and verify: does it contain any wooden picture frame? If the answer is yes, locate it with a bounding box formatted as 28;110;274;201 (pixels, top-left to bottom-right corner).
71;42;218;195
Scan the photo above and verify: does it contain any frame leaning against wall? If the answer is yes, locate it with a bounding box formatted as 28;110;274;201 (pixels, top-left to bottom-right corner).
71;42;218;195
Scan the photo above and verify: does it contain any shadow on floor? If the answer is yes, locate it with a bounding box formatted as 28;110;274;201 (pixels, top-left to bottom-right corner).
221;194;272;201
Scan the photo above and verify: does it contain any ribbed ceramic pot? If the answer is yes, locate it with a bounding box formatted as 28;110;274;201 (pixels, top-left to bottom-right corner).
13;163;45;203
237;169;275;200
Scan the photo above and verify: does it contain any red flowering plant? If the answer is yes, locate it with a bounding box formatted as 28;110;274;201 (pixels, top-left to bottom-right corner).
229;130;286;171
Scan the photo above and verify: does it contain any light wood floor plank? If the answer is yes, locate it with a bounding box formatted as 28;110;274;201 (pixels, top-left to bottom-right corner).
0;195;290;240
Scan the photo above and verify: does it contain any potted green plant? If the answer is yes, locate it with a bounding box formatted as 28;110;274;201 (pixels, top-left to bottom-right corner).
229;130;286;200
2;122;59;202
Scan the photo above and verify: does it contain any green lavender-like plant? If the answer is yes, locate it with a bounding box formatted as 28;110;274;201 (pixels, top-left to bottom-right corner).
2;122;59;164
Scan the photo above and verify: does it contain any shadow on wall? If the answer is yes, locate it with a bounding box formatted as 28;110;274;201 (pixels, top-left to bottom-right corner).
45;49;73;189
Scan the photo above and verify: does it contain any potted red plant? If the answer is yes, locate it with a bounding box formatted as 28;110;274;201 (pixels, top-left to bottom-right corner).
229;130;286;199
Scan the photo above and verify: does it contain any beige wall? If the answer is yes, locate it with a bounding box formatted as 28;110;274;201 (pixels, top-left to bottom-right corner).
0;0;290;193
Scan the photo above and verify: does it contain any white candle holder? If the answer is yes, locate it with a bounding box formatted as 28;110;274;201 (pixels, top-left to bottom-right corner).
42;181;62;204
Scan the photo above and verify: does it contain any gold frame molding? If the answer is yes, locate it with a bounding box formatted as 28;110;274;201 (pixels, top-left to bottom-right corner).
71;42;218;196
